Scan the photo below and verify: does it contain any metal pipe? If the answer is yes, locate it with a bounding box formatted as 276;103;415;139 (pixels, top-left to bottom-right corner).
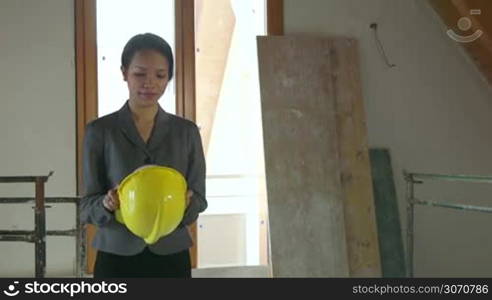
405;172;415;278
80;223;87;278
0;172;87;278
34;178;46;278
47;230;78;236
0;171;53;183
0;230;77;236
405;171;492;278
0;195;83;277
0;197;78;204
75;200;81;277
0;235;34;242
412;199;492;213
411;172;492;184
0;198;35;204
0;230;34;235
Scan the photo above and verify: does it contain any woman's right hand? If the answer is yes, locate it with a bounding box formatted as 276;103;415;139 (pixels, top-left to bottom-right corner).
103;187;120;212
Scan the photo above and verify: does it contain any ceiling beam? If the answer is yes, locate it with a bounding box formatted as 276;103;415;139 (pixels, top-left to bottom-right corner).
429;0;492;85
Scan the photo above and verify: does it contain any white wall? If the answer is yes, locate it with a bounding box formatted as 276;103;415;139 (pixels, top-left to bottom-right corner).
0;0;76;277
284;0;492;277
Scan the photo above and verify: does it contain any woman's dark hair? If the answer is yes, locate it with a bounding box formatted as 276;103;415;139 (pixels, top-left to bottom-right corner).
121;33;174;80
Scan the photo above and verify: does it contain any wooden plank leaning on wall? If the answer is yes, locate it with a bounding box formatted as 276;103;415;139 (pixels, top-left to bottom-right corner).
75;0;284;274
258;36;351;276
257;36;382;277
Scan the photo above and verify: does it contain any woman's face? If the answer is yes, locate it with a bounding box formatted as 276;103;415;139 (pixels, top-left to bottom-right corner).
122;49;170;108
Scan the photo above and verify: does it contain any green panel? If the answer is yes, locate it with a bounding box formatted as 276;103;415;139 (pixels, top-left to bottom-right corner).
370;148;406;277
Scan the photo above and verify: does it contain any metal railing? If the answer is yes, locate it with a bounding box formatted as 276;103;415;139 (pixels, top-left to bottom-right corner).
0;172;86;277
404;171;492;278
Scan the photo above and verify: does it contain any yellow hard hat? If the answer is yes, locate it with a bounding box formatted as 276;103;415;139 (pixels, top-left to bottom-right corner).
115;165;187;244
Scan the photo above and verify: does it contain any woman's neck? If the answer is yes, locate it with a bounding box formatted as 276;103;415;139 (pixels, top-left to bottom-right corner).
128;100;158;123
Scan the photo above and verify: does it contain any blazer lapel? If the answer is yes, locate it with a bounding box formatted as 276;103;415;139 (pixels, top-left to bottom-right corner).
117;101;149;155
147;105;171;151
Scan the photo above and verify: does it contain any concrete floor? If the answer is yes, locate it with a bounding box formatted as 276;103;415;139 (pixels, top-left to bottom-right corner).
192;266;271;278
73;265;271;278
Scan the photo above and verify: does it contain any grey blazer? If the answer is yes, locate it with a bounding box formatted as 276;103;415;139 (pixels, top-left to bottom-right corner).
81;101;207;256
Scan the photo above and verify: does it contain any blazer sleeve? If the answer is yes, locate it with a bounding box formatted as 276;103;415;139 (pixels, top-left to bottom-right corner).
80;122;114;227
181;123;208;226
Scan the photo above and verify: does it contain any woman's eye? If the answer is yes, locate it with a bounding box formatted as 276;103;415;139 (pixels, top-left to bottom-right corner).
135;73;145;77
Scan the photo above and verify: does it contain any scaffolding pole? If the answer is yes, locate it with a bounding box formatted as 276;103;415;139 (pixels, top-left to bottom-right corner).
404;171;492;278
0;172;86;277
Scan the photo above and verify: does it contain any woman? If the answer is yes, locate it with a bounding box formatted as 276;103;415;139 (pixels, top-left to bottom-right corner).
81;33;207;278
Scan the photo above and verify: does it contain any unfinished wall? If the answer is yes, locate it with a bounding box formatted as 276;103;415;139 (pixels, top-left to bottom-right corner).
0;0;76;276
284;0;492;277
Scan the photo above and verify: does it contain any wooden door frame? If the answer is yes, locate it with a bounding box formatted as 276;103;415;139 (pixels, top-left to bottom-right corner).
75;0;98;274
268;0;284;35
75;0;283;273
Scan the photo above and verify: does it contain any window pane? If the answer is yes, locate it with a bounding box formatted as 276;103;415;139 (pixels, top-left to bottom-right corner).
97;0;175;117
195;0;267;267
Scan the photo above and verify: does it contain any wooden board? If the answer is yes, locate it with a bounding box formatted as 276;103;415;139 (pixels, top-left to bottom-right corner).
257;36;349;277
331;38;382;277
257;36;381;277
370;148;406;277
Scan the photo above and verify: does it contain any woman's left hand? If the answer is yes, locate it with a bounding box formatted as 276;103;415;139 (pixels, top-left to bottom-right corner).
186;190;193;208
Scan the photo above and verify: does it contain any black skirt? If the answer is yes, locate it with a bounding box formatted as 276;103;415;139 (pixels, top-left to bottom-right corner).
93;247;191;278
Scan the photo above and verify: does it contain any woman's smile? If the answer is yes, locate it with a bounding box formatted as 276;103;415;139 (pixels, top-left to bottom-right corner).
138;91;158;99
